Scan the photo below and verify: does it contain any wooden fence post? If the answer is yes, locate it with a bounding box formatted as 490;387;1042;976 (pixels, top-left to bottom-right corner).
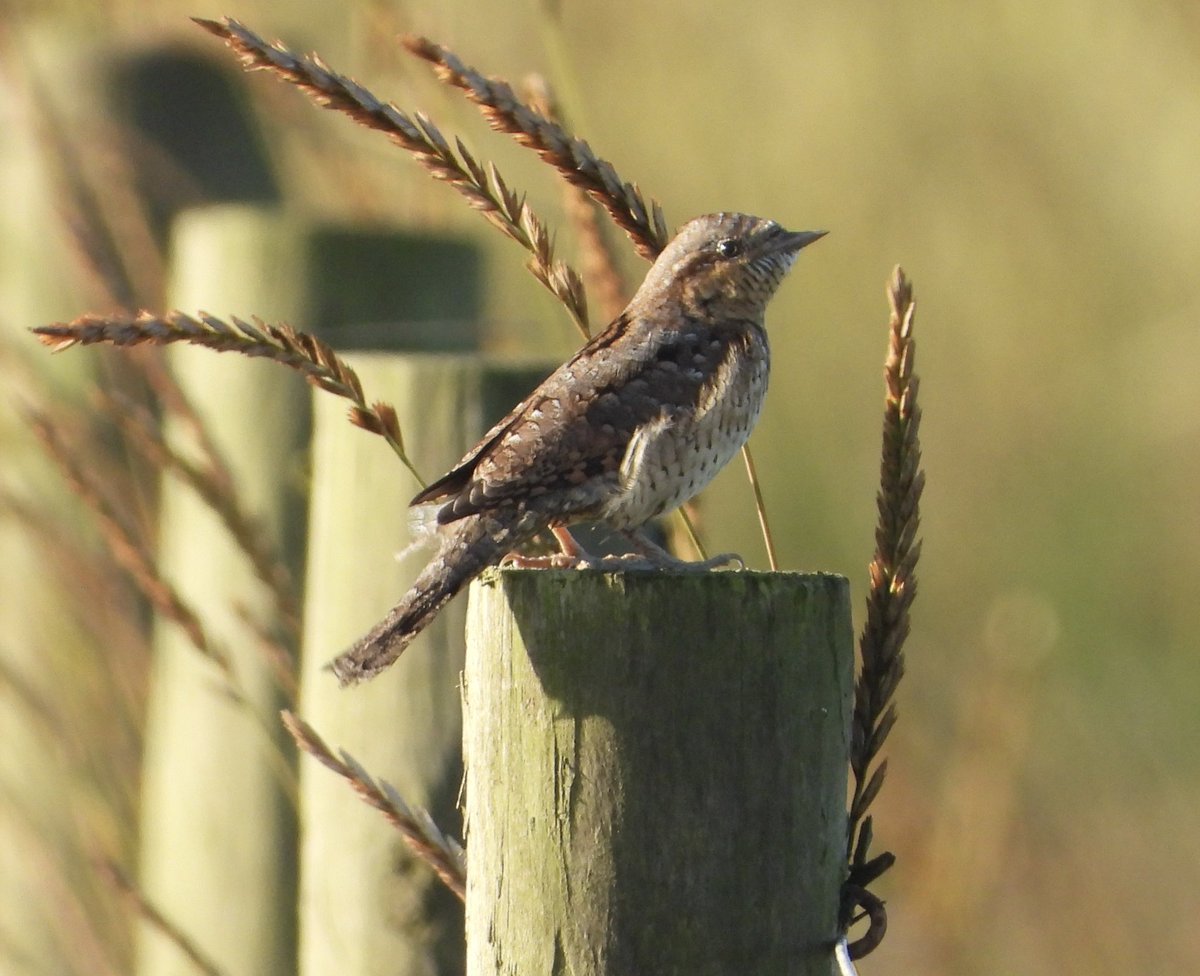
299;355;549;976
136;206;309;976
463;569;853;976
140;205;505;976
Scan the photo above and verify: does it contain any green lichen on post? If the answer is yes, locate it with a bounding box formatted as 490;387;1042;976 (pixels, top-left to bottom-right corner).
464;568;853;976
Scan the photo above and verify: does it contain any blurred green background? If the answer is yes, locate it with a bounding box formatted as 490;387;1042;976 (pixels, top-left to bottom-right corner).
2;1;1198;974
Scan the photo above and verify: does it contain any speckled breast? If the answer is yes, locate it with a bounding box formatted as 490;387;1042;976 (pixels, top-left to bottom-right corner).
601;326;770;529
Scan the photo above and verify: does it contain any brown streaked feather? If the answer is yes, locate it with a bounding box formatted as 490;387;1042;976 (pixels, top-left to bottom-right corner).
407;311;634;511
408;410;524;507
421;310;751;526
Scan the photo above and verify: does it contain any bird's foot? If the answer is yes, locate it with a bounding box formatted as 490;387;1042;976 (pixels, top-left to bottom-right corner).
500;525;607;570
500;527;658;571
664;550;746;571
501;551;663;571
621;530;745;571
500;550;588;570
501;527;744;572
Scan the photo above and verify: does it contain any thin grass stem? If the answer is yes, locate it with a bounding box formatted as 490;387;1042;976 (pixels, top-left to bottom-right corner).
740;443;779;571
281;711;466;900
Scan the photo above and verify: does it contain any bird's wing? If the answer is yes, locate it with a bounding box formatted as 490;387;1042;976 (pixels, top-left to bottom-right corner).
408;313;632;511
415;313;747;525
408;398;534;508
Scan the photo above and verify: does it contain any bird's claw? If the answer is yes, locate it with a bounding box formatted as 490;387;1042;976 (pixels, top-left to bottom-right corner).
499;549;653;571
685;551;746;571
500;531;746;573
499;551;583;570
619;529;745;571
632;549;746;572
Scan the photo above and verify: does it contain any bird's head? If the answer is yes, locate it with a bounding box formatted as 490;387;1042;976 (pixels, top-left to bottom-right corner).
638;212;826;320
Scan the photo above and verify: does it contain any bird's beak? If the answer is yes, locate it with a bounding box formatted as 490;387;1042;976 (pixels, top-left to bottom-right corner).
777;229;828;253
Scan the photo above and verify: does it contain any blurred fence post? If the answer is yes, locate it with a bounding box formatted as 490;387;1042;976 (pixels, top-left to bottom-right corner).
3;34;285;976
141;206;515;976
300;351;550;976
136;206;309;976
463;569;853;976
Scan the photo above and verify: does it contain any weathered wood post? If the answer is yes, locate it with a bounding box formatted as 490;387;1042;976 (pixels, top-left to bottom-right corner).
137;206;307;976
293;219;554;976
464;569;852;976
300;353;549;976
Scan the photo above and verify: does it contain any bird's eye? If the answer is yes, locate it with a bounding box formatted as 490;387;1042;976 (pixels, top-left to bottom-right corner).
715;238;742;259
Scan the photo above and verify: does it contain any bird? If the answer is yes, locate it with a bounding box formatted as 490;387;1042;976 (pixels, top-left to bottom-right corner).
329;212;825;684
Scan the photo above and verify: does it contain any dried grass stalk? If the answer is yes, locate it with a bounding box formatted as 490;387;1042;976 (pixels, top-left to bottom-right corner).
740;443;779;571
33;310;424;486
98;859;227;976
135;351;237;498
523;73;628;326
26;410;231;678
106;391;301;645
281;711;466;900
404;35;669;261
193;17;589;335
562;183;629;328
232;605;300;704
17;62;161;312
842;267;924;958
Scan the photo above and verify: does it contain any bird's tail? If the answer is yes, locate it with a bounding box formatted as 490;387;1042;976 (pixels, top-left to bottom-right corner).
327;513;520;685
